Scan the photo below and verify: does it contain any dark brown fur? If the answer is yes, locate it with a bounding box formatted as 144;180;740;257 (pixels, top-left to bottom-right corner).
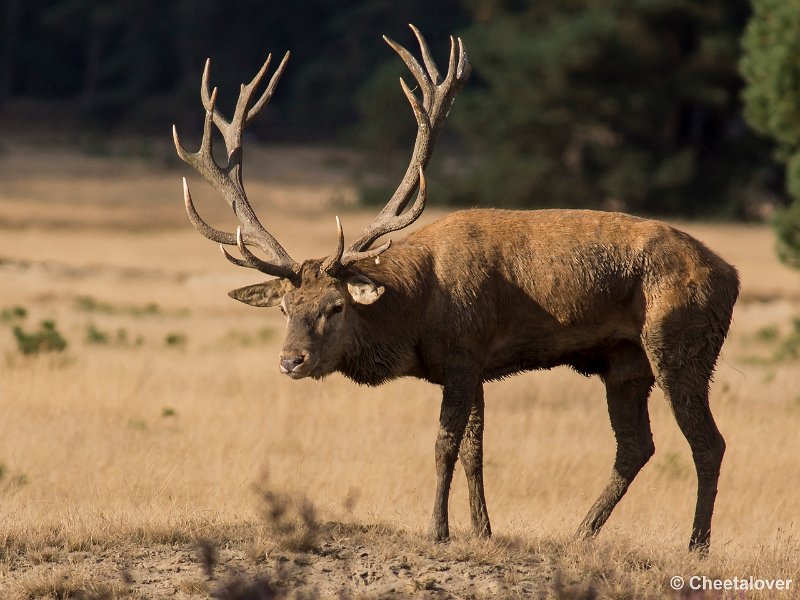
232;207;739;551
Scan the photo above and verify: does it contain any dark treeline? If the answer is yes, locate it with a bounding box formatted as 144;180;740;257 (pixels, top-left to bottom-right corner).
0;0;783;217
0;0;468;135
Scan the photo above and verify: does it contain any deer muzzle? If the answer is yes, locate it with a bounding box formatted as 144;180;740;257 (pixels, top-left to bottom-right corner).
279;353;309;377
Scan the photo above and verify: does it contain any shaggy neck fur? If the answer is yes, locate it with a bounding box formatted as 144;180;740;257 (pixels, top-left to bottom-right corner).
336;243;431;386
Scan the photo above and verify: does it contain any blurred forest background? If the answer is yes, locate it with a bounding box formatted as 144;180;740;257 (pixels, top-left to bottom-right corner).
0;0;799;239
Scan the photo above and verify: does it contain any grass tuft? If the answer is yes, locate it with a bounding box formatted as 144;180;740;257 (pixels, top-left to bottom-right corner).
254;475;321;554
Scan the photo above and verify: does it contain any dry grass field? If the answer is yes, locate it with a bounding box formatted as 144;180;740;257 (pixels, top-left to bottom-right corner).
1;139;799;598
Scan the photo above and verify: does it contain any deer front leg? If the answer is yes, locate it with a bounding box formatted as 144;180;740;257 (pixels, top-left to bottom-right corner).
459;383;491;538
429;365;476;541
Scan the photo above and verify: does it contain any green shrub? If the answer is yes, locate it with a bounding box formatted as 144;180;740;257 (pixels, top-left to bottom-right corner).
165;332;187;347
75;295;162;317
741;0;800;267
0;306;27;322
222;327;275;347
85;323;110;345
115;328;144;347
775;199;800;270
774;319;800;361
84;324;144;348
12;320;68;355
756;325;780;342
127;418;147;431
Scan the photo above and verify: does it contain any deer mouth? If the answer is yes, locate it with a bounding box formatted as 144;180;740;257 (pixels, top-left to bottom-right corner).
284;370;308;380
279;353;319;379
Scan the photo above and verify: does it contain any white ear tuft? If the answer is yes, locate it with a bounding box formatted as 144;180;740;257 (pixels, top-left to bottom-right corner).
346;275;384;305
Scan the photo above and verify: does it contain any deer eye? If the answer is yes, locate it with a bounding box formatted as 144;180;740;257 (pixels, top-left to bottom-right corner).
328;303;344;316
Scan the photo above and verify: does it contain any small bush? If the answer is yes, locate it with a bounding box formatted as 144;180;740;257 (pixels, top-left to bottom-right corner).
655;452;690;480
85;323;110;345
161;407;177;418
774;318;800;361
165;332;187;348
775;194;800;271
12;320;68;355
127;418;147;431
222;327;275;347
756;325;780;342
84;324;144;348
746;319;800;363
75;296;111;313
75;295;162;317
115;328;144;347
0;306;27;322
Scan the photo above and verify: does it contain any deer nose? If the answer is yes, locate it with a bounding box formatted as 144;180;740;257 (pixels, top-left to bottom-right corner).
280;354;306;373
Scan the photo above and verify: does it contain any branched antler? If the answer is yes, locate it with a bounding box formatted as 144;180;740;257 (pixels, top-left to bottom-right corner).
322;25;470;275
173;52;299;280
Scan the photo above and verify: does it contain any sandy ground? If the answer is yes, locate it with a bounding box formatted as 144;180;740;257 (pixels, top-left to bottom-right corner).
1;141;799;599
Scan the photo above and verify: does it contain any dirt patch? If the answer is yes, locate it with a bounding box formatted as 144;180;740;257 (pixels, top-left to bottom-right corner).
1;524;599;599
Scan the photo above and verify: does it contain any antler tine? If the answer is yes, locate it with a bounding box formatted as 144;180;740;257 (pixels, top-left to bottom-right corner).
340;240;392;270
174;53;299;280
220;243;254;269
234;227;296;278
321;216;392;274
214;229;297;279
383;35;434;109
182;177;236;245
324;27;469;274
456;38;470;81
320;217;345;274
335;167;428;271
409;24;441;86
201;59;229;133
246;51;290;127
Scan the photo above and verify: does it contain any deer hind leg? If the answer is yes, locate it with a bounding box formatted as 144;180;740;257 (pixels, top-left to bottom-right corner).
577;343;655;539
663;379;724;553
429;365;477;541
458;383;491;538
644;307;728;553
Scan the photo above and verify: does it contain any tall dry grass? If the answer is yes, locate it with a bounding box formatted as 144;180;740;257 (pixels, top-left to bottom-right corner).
1;141;799;597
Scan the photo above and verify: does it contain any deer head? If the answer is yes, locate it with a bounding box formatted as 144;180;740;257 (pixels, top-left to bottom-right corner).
173;26;470;378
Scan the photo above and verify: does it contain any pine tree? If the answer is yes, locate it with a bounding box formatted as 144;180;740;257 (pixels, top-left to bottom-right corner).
445;0;764;217
740;0;800;269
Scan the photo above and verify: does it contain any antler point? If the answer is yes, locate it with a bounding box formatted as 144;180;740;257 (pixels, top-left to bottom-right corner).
178;53;299;278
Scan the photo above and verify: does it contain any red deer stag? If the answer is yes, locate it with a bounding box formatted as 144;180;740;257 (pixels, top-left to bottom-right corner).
173;26;739;552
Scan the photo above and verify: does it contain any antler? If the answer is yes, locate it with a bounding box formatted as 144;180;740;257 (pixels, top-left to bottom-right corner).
321;25;471;275
173;52;300;280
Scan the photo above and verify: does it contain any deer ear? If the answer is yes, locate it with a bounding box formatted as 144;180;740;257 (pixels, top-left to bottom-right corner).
228;279;293;307
345;274;385;305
